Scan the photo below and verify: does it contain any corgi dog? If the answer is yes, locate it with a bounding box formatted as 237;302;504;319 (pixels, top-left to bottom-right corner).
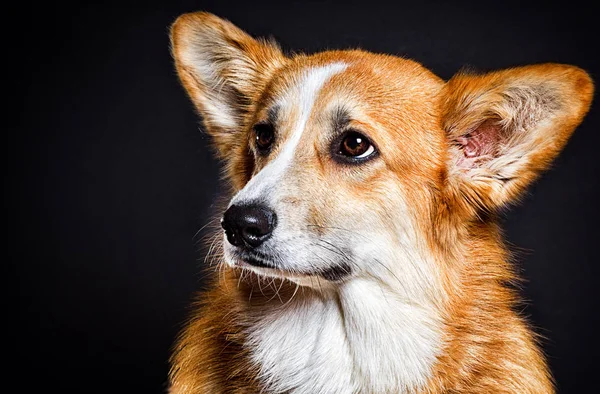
168;12;593;394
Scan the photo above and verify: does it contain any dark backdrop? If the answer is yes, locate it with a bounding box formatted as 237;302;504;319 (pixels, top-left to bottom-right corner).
12;1;599;392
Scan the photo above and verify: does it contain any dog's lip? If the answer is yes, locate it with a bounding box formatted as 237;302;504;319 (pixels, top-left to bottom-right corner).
228;249;352;282
234;258;312;280
241;254;278;269
232;255;351;283
229;251;312;279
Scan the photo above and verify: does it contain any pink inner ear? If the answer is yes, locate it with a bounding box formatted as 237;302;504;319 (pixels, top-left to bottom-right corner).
456;121;501;166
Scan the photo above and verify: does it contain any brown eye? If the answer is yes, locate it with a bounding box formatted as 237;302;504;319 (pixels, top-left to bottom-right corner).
254;123;275;153
338;131;376;160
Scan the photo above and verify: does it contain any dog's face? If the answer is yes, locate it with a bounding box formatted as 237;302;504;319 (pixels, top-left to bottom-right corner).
171;13;593;290
219;54;447;289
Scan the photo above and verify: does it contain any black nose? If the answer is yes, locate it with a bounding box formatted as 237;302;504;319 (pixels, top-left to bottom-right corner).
221;204;277;248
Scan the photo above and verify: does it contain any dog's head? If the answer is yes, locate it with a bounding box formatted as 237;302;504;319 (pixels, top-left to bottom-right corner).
171;13;593;291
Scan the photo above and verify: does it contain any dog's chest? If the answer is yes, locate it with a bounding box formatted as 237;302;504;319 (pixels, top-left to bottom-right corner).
244;280;441;394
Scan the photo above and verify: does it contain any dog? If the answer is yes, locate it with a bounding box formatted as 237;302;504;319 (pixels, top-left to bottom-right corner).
168;12;593;393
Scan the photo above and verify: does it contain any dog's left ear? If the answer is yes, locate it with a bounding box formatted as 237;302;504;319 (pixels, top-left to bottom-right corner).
441;64;594;212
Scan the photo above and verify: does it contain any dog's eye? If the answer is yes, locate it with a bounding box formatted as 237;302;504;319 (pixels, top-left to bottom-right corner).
337;131;376;161
254;123;275;153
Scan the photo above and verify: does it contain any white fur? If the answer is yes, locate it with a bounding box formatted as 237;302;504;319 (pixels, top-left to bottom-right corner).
230;63;347;205
246;278;442;394
246;290;356;393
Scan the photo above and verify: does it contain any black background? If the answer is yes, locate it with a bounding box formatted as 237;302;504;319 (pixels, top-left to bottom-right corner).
12;1;599;392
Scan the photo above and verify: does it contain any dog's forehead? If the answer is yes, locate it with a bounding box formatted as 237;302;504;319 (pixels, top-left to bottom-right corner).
255;51;445;172
260;52;444;129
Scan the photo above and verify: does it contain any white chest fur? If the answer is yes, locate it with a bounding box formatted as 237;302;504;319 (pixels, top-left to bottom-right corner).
245;278;442;394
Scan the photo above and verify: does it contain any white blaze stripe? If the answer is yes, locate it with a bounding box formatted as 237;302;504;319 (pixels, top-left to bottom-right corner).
231;63;347;205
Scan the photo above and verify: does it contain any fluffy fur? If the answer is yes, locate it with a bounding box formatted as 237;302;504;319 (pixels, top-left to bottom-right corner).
168;12;594;394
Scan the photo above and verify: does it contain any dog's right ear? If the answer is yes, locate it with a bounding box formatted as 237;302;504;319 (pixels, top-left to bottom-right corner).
170;12;286;156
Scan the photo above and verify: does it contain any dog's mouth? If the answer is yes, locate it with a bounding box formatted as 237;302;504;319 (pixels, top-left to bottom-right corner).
238;250;278;270
229;249;352;283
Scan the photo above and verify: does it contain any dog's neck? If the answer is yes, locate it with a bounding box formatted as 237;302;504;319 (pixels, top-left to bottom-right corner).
239;274;443;394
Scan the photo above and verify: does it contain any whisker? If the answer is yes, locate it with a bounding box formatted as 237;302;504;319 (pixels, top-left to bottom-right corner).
192;217;218;239
257;275;266;297
203;232;221;267
193;218;221;245
237;268;245;289
275;279;285;303
282;282;301;308
315;240;346;258
372;257;410;299
248;281;254;303
264;277;286;304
